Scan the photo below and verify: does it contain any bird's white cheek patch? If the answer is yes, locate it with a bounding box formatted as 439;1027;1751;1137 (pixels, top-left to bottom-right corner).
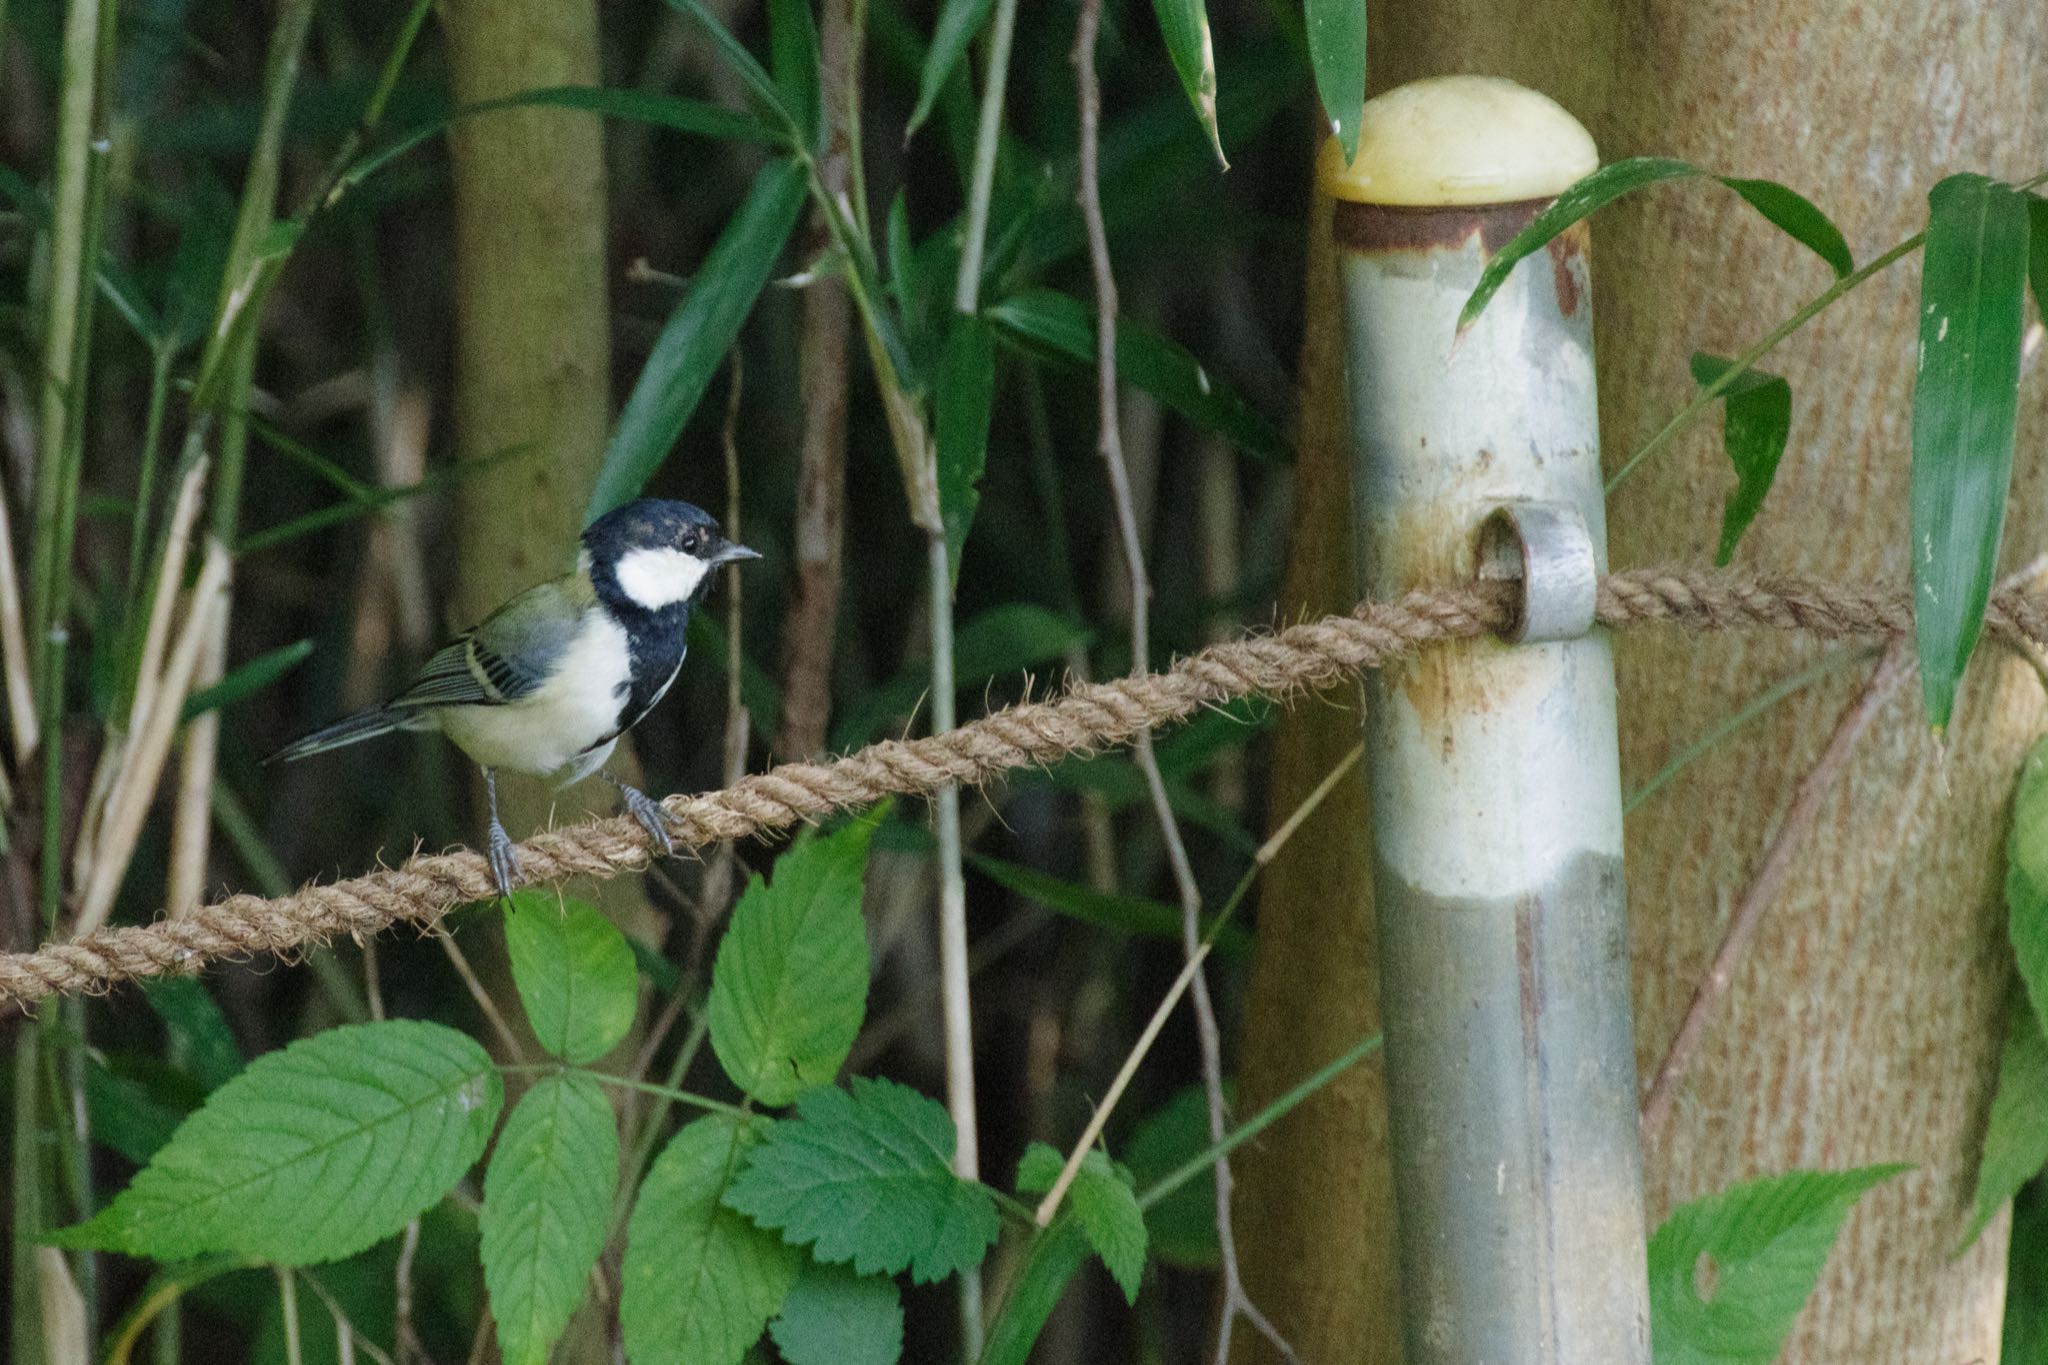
614;546;709;610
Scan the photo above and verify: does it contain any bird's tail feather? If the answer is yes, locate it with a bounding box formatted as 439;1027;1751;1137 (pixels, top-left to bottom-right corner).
267;707;420;763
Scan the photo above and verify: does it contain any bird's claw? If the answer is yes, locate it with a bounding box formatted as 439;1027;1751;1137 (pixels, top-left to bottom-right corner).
617;782;674;857
487;820;523;898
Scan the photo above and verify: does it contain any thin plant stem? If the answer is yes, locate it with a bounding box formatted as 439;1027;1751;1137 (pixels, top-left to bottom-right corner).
1071;2;1291;1360
951;0;1020;314
436;928;525;1063
276;1269;304;1365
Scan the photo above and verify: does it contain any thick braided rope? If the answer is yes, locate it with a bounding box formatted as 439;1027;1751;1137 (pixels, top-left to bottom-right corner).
3;566;2043;1010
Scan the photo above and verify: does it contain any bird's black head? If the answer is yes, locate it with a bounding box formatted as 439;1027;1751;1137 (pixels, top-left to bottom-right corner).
581;498;759;618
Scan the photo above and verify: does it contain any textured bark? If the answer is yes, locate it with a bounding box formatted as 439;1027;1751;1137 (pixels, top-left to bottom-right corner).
1229;192;1400;1365
1235;3;2047;1359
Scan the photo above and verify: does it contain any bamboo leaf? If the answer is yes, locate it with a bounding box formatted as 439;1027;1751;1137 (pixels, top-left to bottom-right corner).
1910;173;2031;729
180;638;314;721
589;158;808;522
987;288;1284;461
767;0;824;151
1647;1165;1907;1365
1689;353;1793;565
657;0;801;137
141;978;243;1090
975;1219;1089;1365
1149;0;1226;167
2029;194;2047;319
1304;0;1365;163
935;312;996;584
909;0;995;138
1461;159;1853;331
966;854;1251;958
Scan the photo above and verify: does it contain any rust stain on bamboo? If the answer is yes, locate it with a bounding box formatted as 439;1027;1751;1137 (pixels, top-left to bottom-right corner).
1332;198;1549;254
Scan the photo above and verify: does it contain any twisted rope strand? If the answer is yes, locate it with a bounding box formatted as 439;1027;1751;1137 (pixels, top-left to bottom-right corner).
3;567;2040;1009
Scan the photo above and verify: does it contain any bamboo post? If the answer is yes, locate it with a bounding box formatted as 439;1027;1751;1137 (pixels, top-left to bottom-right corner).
1327;75;1650;1362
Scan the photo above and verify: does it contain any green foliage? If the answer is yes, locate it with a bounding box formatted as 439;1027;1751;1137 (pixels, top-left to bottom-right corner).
588;157;809;522
708;821;874;1106
1149;0;1225;166
2005;1177;2048;1363
622;1114;800;1365
831;603;1091;751
1460;159;1853;331
1960;1002;2048;1252
968;853;1252;958
988;288;1285;462
503;892;640;1065
910;0;994;138
1689;353;1793;564
180;637;313;720
723;1076;999;1283
977;1219;1091;1365
2009;736;2048;1029
54;1020;501;1265
1016;1142;1146;1304
1910;173;2032;728
767;0;825;152
1304;0;1366;162
769;1260;906;1365
142;977;243;1090
2029;194;2048;319
1647;1165;1907;1365
480;1072;620;1365
936;312;996;583
1122;1083;1223;1267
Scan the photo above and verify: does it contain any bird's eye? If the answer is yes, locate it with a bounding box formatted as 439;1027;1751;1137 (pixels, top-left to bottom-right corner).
681;531;700;553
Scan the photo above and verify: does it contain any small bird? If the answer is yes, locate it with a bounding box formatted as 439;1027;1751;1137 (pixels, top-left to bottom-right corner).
272;498;759;895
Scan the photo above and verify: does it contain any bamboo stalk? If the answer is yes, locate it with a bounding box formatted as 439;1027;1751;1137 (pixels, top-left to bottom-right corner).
0;488;36;758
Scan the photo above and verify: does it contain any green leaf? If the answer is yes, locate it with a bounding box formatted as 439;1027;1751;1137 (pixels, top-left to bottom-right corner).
2003;1176;2048;1362
656;0;800;137
2012;737;2048;1021
977;1219;1090;1365
909;0;994;138
1150;0;1225;167
142;977;243;1090
83;1064;188;1165
723;1077;999;1283
708;821;874;1106
1460;159;1853;331
1304;0;1365;163
1910;173;2031;729
180;638;314;721
768;1259;904;1365
589;158;808;522
966;854;1251;958
936;313;996;584
767;0;823;151
1015;1143;1145;1304
988;288;1284;462
481;1073;620;1365
2028;194;2048;321
504;893;640;1065
1689;354;1793;566
53;1020;501;1264
1959;1001;2048;1252
623;1114;800;1365
829;602;1090;751
1121;1085;1220;1268
1647;1164;1907;1365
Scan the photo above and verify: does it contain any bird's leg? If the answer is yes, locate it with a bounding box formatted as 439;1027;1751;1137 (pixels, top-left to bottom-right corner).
482;766;522;896
605;772;674;857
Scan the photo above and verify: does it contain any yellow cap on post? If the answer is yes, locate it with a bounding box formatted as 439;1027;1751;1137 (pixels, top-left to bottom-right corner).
1316;75;1597;206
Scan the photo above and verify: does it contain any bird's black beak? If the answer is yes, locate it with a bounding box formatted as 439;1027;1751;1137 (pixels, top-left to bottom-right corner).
713;541;762;566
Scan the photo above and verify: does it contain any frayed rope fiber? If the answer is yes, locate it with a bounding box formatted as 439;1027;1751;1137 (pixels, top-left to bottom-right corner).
5;566;2046;1010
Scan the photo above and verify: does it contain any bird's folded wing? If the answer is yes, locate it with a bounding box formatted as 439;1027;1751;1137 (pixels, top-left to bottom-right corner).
388;576;588;710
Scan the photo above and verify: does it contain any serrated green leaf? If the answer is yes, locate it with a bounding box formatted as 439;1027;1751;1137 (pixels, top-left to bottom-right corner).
481;1073;619;1365
623;1114;799;1365
723;1077;998;1283
2009;737;2048;1027
1123;1084;1220;1268
987;288;1284;462
1071;1153;1146;1305
1960;1001;2048;1253
1911;173;2031;729
708;822;873;1105
588;158;808;522
52;1020;501;1265
936;312;995;584
1304;0;1365;163
1150;0;1225;167
1689;353;1793;565
1461;160;1852;330
504;893;639;1064
1647;1164;1907;1365
978;1218;1090;1365
1014;1141;1063;1194
909;0;994;138
768;1259;904;1365
142;977;242;1090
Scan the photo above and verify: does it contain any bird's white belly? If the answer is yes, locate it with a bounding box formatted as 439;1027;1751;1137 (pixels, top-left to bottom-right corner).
436;613;631;780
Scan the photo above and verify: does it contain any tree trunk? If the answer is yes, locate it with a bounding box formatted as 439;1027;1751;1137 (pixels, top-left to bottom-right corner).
1235;3;2048;1359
